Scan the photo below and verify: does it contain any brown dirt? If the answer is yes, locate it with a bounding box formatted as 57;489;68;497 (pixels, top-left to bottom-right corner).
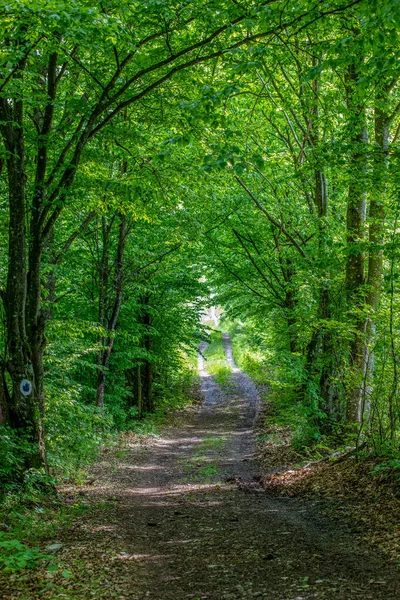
3;338;400;599
262;448;400;563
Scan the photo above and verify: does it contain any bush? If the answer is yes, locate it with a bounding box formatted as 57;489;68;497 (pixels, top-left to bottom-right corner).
45;388;113;480
0;428;40;494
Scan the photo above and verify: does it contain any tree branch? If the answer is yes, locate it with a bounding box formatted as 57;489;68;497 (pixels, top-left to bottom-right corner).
53;210;97;263
234;175;308;260
232;228;285;302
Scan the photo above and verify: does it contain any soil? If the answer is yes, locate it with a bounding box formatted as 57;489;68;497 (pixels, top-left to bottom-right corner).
3;337;400;599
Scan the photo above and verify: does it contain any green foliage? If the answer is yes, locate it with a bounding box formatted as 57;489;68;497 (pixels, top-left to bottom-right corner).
0;533;49;572
229;320;325;450
0;496;88;577
0;429;31;492
371;459;400;479
45;393;113;480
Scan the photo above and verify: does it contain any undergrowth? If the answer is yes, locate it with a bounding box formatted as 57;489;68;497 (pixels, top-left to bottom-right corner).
0;492;88;574
227;320;354;459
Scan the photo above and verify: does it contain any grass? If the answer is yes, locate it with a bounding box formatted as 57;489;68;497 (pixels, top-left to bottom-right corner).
180;434;226;483
231;341;272;386
196;464;219;479
203;330;232;385
202;435;226;449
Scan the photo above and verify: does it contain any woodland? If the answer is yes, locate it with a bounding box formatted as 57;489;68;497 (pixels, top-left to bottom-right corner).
1;0;400;594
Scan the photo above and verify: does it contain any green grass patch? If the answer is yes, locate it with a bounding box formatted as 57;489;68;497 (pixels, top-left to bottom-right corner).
202;435;226;449
196;464;219;479
203;330;231;385
180;434;226;483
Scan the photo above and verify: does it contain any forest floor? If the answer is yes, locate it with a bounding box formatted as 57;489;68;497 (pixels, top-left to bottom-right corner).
2;337;400;600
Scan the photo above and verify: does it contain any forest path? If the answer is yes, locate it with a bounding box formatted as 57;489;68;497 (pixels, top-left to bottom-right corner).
15;337;400;600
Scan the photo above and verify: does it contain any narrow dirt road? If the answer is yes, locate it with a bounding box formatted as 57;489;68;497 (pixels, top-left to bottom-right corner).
18;337;400;600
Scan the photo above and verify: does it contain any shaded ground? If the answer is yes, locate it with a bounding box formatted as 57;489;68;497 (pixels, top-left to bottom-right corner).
262;442;400;563
4;338;400;599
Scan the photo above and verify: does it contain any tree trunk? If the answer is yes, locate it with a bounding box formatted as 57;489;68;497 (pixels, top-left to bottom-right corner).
95;213;127;407
142;308;154;413
301;68;336;415
136;365;143;417
0;112;47;467
125;365;144;417
363;99;389;402
314;177;340;417
344;63;368;423
284;287;298;354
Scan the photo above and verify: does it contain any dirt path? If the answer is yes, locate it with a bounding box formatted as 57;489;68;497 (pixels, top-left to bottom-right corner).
13;338;400;600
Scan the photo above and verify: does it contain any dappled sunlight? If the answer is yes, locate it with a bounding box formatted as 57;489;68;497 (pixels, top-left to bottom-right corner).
199;370;212;378
90;525;118;533
115;553;169;562
119;464;166;472
125;481;233;497
153;436;204;447
128;497;228;510
60;481;116;494
164;538;202;546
